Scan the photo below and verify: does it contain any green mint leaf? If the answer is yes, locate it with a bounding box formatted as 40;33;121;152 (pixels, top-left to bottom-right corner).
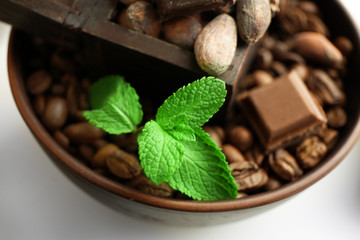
156;77;227;130
167;124;196;142
83;75;142;134
168;128;238;201
88;75;124;109
138;120;185;184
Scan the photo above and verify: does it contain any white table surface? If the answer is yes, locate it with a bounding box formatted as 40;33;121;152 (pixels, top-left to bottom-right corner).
1;1;360;239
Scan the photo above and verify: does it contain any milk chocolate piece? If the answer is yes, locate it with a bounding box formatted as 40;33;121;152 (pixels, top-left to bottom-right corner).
239;73;327;151
156;0;235;20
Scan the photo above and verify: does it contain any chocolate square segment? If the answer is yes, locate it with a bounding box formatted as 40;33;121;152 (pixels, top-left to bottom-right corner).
239;73;327;151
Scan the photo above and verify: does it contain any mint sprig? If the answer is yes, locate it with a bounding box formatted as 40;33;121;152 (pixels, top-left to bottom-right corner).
84;76;238;201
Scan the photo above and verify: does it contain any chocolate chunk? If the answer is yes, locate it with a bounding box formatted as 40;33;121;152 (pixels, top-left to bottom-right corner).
238;72;327;151
156;0;234;20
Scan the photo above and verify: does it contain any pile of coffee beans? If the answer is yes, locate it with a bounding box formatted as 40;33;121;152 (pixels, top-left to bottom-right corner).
24;0;352;199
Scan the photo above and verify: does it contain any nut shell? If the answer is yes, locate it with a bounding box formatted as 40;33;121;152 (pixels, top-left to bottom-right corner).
163;16;202;49
236;0;272;44
194;14;237;76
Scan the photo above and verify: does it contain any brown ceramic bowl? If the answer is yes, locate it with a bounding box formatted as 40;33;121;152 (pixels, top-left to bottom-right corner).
7;0;360;225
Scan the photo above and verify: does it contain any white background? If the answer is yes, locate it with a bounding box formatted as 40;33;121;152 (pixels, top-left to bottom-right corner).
1;1;360;239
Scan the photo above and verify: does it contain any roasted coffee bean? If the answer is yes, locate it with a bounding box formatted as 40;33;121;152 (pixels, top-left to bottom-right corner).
280;4;328;36
254;47;274;69
229;161;268;191
63;122;105;144
251;144;265;166
289;63;309;80
163;16;202;49
110;133;138;153
262;35;276;50
228;126;254;152
203;126;223;147
223;144;246;163
251;70;274;86
278;7;308;35
292;32;344;68
326;107;347;128
306;14;329;37
120;1;161;38
50;84;66;96
240;75;255;90
93;168;107;176
244;150;255;163
65;74;80;117
60;73;77;87
78;92;89;110
307;69;345;105
334;36;353;57
327;68;341;80
91;144;119;168
53;130;70;149
51;51;76;73
270;61;287;76
78;144;95;163
26;70;52;95
242;70;274;89
271;40;290;60
318;128;339;150
33;94;46;116
72;110;87;122
272;41;305;65
92;139;110;150
213;126;226;142
236;192;248;199
279;51;306;65
297;1;319;15
264;177;282;191
80;78;92;91
106;149;142;179
268;148;303;181
130;175;174;198
296;136;327;169
42;97;68;131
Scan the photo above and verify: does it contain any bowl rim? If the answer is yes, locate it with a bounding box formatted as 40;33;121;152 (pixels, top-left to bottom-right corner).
7;0;360;213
